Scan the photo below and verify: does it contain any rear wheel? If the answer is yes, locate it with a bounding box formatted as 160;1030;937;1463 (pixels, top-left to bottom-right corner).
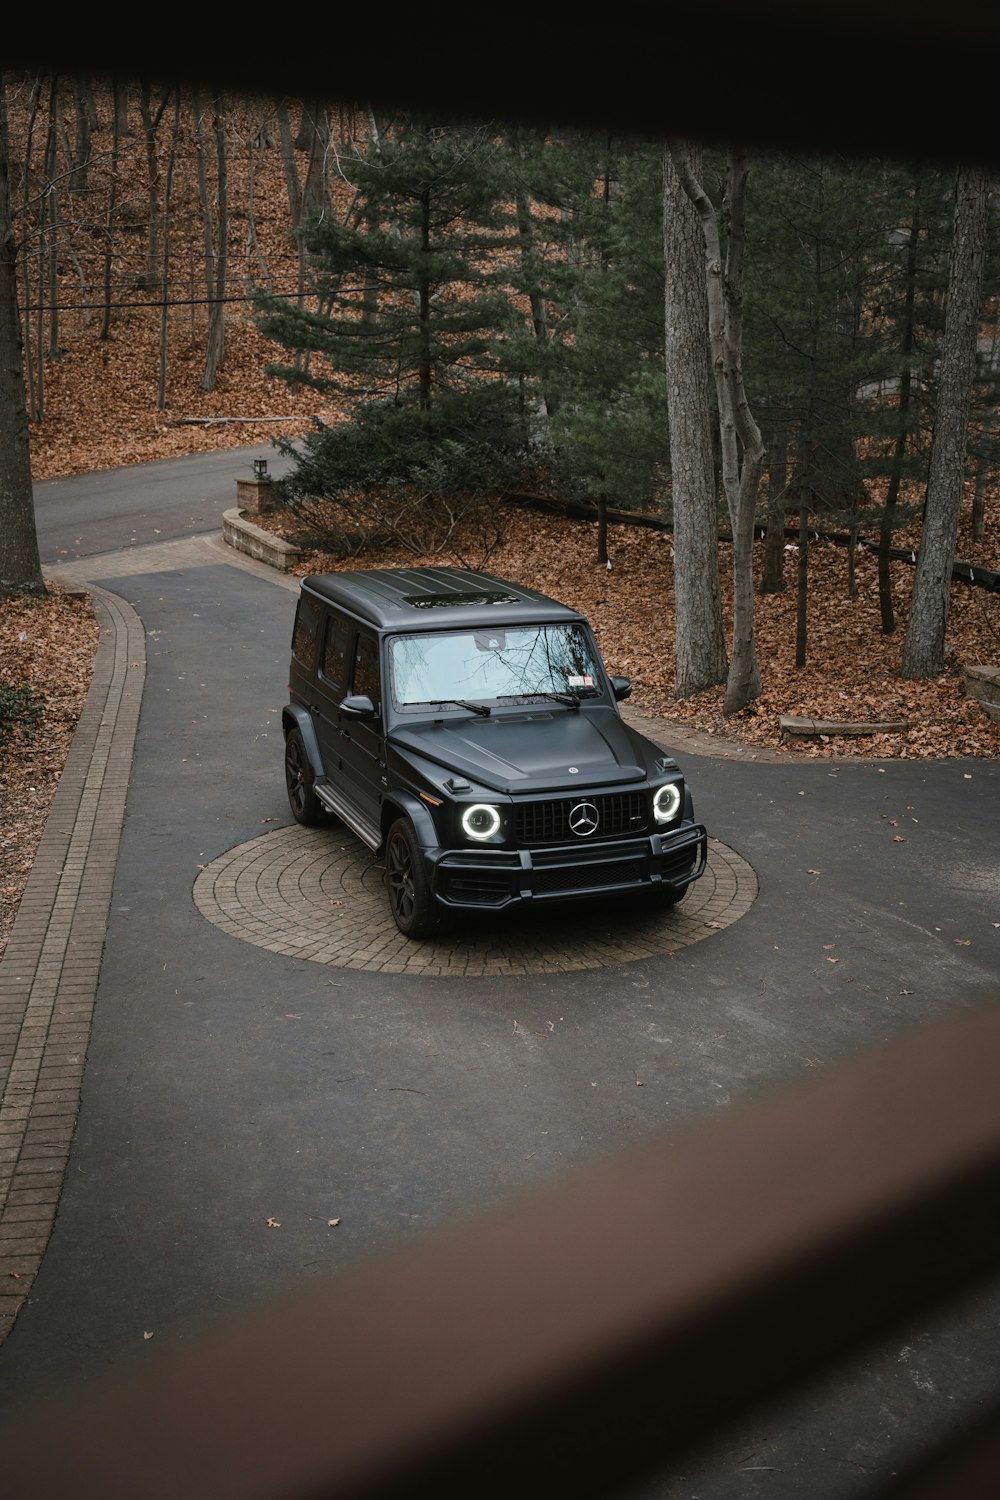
284;728;323;826
385;818;441;938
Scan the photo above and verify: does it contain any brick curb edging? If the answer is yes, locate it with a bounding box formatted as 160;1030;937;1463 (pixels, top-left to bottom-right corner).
0;585;145;1347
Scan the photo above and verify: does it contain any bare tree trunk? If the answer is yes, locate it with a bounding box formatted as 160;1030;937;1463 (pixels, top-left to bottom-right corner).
18;77;43;421
878;178;922;633
795;502;809;667
417;175;432;411
596;493;608;565
157;95;182;411
0;81;44;594
242;104;272;287
901;167;990;679
297;99;331;219
69;78;93;192
207;94;229;387
759;417;788;593
194;90;228;392
971;446;990;543
847;520;858;599
112;78;130;140
34;94;46;418
663;142;727;696
670;145;764;715
274;99;303;227
138;83;169;290
43;77;60;360
508;126;555;416
274;97;309;382
100;79;123;341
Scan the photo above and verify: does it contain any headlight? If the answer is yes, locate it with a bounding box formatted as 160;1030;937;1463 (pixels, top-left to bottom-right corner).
461;804;501;841
653;782;682;824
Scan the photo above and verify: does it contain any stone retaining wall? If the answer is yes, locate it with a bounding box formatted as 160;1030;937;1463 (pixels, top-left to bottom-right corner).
222;508;302;571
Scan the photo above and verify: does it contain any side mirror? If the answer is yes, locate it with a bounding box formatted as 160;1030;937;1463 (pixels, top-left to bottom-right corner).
340;694;377;719
610;675;632;702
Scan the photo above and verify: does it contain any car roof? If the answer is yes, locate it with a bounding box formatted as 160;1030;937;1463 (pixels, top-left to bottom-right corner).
300;567;585;632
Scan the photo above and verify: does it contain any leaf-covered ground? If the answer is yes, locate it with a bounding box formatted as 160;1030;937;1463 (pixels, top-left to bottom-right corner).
257;496;1000;762
1;589;99;954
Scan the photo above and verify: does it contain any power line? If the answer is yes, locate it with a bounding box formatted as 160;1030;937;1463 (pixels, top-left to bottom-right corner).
20;287;344;314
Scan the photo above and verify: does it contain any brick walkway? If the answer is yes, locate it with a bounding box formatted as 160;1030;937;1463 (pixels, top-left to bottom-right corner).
0;586;144;1346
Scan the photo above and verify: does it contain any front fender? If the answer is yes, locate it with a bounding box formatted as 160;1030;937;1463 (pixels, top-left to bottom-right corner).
381;790;441;850
282;704;324;780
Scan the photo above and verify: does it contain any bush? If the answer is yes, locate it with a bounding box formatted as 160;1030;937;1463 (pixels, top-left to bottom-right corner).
272;392;532;567
0;682;45;744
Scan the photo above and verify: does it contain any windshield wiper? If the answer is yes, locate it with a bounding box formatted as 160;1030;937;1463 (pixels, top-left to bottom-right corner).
502;690;598;710
432;699;491;717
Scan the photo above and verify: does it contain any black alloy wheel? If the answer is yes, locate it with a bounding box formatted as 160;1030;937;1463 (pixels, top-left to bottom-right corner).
385;818;440;938
284;728;323;826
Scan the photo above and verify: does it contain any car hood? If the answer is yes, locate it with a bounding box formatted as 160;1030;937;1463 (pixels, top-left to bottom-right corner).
389;708;654;794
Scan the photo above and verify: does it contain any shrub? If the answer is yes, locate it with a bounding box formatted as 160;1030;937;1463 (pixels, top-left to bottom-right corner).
0;682;45;745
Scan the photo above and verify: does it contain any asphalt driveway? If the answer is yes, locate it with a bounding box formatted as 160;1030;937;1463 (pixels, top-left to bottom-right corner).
1;459;999;1497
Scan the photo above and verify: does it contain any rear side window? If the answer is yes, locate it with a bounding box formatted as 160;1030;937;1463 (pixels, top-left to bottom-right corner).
291;596;319;670
321;614;350;690
352;631;381;709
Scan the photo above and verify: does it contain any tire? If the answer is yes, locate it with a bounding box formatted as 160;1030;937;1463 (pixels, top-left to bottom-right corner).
284;727;323;826
385;818;441;938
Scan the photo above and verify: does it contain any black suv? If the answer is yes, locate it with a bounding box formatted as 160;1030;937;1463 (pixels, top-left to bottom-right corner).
283;567;707;937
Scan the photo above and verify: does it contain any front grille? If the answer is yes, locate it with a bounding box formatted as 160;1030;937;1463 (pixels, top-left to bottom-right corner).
513;791;647;845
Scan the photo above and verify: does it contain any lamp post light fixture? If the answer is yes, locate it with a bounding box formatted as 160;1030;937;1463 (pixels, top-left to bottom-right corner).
253;458;268;481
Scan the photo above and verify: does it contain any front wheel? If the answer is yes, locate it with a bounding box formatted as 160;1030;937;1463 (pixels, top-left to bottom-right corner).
284;728;323;826
385;819;441;938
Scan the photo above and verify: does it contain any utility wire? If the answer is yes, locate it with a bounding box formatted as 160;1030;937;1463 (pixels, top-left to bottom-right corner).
20;288;331;314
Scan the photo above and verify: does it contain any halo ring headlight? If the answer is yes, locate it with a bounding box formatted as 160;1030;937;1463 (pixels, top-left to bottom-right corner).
462;804;501;841
653;783;682;824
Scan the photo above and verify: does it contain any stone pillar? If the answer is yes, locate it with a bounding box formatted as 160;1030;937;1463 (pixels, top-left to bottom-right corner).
235;475;275;516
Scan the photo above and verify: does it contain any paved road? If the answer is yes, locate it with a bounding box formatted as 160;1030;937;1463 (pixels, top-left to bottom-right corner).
34;444;298;563
1;460;999;1498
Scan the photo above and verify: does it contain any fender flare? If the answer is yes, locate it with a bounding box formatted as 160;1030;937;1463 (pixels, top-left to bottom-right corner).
382;791;441;850
282;705;324;780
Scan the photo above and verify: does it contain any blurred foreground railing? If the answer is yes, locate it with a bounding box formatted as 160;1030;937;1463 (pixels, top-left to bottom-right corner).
3;1003;1000;1500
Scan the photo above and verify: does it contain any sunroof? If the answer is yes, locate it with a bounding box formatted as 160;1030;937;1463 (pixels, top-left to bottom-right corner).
404;591;521;609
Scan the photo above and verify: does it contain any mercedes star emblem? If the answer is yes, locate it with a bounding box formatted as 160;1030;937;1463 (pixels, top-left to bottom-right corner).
569;801;600;837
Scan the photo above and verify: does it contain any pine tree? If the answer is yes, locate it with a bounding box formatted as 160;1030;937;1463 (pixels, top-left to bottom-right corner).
253;114;526;520
505;130;670;519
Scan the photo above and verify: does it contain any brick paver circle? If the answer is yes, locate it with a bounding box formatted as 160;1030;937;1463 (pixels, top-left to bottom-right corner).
193;827;757;975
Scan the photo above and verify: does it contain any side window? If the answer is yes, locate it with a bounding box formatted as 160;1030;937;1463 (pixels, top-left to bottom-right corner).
291;596;319;670
321;614;349;690
352;631;381;710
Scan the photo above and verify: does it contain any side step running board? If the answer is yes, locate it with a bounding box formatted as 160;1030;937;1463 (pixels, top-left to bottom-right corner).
315;782;382;850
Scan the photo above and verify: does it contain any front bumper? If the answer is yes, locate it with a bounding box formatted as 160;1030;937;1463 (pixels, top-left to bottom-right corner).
429;824;708;911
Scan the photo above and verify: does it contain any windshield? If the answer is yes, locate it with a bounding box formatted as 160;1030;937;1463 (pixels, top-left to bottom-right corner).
389;623;603;708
